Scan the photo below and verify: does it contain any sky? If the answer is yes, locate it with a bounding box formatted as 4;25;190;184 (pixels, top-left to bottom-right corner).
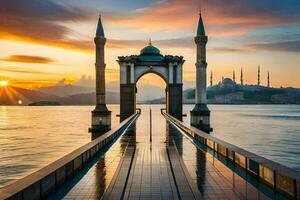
0;0;300;91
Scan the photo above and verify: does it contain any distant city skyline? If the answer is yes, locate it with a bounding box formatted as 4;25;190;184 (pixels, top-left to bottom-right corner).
0;0;300;90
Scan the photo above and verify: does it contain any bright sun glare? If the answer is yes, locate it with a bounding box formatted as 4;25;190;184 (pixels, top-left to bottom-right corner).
0;80;8;87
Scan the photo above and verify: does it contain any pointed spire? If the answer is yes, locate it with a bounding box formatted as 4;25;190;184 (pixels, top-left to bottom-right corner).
96;14;105;37
240;67;244;85
196;11;206;36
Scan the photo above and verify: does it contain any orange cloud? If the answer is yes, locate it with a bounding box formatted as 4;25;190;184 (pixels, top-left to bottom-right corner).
244;40;300;52
0;0;94;53
108;0;300;37
2;55;53;64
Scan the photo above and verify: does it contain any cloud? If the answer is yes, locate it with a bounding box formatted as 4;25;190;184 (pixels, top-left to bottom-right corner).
209;47;245;53
109;0;300;37
2;55;53;64
1;0;299;54
0;0;94;52
0;67;51;75
245;40;300;52
73;75;94;87
108;37;246;52
107;37;194;49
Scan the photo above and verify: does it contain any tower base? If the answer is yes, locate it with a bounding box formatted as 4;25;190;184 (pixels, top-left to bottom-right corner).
89;105;111;133
190;103;212;133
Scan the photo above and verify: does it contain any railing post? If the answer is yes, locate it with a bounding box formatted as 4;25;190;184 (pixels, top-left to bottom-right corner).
150;107;152;143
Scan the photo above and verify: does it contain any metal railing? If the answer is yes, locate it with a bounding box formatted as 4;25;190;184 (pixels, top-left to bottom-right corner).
0;112;140;200
162;111;300;200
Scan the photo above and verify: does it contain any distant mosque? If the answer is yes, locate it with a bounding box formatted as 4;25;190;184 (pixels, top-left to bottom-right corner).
210;66;271;89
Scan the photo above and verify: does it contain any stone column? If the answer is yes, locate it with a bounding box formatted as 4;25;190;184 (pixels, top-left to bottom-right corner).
90;35;111;133
167;61;183;120
119;62;136;121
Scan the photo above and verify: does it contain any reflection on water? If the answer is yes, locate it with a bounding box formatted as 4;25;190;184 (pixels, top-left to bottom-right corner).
0;104;299;188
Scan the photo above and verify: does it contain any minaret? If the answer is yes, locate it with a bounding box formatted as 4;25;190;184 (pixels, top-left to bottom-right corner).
90;15;111;133
240;68;244;85
190;12;211;133
210;71;213;87
267;71;270;87
233;70;236;83
258;65;261;86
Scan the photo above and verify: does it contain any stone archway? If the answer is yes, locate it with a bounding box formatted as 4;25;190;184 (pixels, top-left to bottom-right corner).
117;43;185;120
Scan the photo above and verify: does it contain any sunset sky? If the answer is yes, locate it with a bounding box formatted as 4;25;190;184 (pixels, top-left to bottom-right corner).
0;0;300;90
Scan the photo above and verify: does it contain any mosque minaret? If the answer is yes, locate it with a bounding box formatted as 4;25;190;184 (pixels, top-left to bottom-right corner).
90;15;111;132
240;68;244;85
190;12;211;133
258;65;261;86
233;70;236;83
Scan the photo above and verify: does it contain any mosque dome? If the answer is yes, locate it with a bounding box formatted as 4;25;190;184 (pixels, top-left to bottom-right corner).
138;41;164;61
220;78;236;89
140;44;161;56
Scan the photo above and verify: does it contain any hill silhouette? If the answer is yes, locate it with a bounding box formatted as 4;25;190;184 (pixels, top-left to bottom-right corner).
0;86;58;105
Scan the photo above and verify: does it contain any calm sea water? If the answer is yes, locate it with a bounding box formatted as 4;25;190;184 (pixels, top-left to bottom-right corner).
0;105;299;187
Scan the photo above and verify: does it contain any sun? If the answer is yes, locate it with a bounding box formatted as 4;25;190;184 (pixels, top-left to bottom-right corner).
0;80;8;87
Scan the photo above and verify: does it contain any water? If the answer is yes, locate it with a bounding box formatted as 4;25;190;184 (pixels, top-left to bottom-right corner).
0;105;299;188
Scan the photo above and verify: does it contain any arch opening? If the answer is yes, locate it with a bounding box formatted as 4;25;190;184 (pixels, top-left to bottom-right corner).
135;70;168;86
136;72;167;105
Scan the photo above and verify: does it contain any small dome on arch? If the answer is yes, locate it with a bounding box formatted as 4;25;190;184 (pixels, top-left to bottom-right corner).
140;44;161;56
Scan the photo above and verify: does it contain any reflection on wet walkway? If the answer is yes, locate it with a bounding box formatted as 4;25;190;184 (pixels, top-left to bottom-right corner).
167;124;273;200
55;108;285;200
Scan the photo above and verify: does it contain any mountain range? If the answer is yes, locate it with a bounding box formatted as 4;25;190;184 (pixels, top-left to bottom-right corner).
2;82;300;106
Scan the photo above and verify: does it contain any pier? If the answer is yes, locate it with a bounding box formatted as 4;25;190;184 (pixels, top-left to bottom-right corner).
0;108;299;200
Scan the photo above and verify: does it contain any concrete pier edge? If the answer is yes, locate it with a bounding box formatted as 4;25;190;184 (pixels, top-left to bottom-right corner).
0;112;140;200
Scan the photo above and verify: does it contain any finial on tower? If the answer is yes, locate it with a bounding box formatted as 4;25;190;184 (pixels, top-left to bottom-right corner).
149;38;152;45
199;0;203;16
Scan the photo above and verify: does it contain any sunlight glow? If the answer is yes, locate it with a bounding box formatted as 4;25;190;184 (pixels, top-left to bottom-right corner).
0;80;8;87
